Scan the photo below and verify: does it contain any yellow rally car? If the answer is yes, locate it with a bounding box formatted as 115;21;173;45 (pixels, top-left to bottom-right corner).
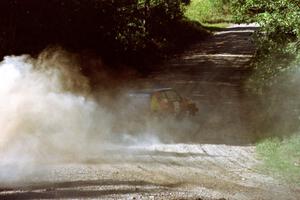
128;88;198;117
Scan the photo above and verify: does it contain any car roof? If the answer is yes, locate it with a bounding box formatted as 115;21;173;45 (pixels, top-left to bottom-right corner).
146;88;173;93
129;88;173;95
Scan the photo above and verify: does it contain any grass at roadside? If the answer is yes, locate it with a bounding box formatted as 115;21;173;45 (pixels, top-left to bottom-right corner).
184;0;232;24
201;23;231;32
256;134;300;184
202;23;230;28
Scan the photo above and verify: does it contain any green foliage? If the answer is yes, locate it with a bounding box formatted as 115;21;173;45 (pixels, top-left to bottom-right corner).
256;134;300;184
231;0;300;91
184;0;232;23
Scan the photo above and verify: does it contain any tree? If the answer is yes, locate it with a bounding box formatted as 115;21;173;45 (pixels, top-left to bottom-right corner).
231;0;300;91
0;0;188;65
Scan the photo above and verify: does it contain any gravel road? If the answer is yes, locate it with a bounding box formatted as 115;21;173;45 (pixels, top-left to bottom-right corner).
1;144;299;200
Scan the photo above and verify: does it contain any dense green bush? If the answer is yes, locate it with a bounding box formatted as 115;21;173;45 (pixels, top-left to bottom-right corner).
231;0;300;91
184;0;232;23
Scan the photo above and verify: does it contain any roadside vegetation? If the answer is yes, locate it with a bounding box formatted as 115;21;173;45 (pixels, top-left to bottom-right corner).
231;0;300;183
184;0;232;27
232;0;300;93
256;135;300;184
184;0;232;23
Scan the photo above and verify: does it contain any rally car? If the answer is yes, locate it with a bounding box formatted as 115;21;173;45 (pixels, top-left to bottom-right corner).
128;88;198;118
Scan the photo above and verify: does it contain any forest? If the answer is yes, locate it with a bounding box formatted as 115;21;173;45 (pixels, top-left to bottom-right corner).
0;0;198;66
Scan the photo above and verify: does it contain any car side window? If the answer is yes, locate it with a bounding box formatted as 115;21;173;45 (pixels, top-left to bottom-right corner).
158;91;167;101
165;90;181;101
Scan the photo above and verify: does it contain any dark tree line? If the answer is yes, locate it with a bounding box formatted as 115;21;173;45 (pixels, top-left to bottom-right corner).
0;0;194;65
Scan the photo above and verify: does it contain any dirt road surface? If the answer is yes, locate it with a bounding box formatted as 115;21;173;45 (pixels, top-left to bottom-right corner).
1;24;300;200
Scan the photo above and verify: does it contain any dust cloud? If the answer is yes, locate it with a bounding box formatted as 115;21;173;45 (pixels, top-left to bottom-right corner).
0;49;118;181
0;48;200;183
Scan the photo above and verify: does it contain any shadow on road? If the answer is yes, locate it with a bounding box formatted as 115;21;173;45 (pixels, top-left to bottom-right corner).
0;180;180;199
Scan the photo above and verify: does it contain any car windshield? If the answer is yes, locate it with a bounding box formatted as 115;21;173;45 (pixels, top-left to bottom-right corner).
164;90;181;101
